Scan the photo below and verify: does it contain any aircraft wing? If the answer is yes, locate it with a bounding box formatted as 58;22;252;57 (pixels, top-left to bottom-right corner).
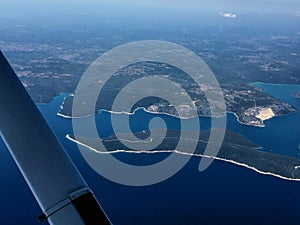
0;50;111;225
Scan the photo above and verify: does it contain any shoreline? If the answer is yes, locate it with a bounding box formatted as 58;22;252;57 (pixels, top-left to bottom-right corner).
58;107;272;128
57;107;291;128
58;106;204;120
230;112;265;128
56;81;299;128
66;134;300;182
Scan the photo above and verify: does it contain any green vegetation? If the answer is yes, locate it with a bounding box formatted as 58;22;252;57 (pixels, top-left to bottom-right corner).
68;128;300;180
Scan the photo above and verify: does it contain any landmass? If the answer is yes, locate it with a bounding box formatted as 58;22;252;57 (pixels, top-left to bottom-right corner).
292;91;300;99
0;17;299;127
66;128;300;181
57;62;297;127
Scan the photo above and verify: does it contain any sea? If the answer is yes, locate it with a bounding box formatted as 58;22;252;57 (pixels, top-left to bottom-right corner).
0;83;300;225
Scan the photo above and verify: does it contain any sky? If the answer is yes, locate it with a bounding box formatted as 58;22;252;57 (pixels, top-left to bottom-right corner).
0;0;299;20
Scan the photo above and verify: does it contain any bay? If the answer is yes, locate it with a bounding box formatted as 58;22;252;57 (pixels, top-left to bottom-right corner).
1;82;300;224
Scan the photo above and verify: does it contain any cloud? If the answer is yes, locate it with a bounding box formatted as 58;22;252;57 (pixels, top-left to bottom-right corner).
219;12;237;18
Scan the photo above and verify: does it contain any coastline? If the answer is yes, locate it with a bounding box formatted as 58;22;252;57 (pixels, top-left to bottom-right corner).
58;106;201;120
66;134;300;182
58;106;269;128
230;112;265;128
57;106;293;128
56;81;300;128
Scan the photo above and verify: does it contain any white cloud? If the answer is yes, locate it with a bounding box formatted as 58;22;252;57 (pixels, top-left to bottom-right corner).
219;12;237;18
294;11;300;16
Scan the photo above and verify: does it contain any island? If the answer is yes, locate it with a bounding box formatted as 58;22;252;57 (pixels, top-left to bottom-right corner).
67;128;300;181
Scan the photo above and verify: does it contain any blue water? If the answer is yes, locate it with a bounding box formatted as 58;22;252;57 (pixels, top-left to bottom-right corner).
226;83;300;158
1;83;300;224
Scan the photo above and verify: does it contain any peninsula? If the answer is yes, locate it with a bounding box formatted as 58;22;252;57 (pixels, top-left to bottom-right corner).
57;62;297;127
67;128;300;181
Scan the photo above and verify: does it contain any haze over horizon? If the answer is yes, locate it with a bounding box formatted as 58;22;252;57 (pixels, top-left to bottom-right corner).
0;0;299;19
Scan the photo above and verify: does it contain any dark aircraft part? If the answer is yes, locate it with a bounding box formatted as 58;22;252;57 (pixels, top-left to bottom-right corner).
0;51;111;225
